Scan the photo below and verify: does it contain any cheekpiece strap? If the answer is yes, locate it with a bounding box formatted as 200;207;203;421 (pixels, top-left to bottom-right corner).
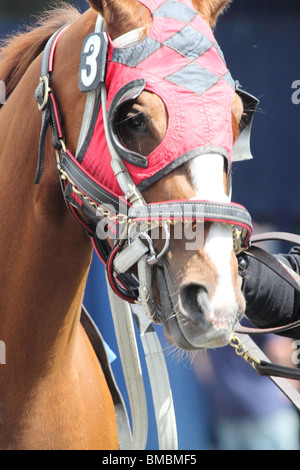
34;24;71;184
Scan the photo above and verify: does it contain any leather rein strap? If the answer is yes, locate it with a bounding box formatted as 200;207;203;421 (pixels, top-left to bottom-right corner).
231;231;300;411
236;231;300;336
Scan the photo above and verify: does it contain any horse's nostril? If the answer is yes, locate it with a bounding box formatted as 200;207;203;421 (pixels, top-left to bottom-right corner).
179;283;208;322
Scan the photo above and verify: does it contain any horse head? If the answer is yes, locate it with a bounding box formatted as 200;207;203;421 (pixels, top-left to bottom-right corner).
64;0;255;350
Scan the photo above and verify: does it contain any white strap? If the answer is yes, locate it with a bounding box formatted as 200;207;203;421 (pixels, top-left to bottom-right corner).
137;255;159;323
106;274;148;450
131;304;178;450
106;271;178;450
113;238;149;274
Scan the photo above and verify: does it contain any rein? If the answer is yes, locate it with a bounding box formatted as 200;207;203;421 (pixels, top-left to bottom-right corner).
236;231;300;339
229;231;300;412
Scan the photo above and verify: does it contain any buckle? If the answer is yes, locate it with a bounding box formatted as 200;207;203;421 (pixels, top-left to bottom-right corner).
35;76;51;111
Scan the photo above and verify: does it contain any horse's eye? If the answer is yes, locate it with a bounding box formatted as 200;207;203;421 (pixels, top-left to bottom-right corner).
113;98;166;157
126;110;147;133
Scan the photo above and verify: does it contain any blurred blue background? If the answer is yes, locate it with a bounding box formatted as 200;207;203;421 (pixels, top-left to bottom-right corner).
1;0;300;450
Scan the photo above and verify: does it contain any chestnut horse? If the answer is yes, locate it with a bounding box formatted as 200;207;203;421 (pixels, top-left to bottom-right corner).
0;0;253;450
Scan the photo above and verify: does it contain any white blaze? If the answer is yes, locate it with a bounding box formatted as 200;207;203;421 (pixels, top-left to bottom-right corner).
189;154;237;322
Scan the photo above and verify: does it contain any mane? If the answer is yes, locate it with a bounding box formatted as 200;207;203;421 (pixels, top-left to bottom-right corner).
0;2;81;106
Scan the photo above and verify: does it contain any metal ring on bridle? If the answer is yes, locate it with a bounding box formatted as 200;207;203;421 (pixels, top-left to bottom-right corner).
128;221;170;266
147;222;170;265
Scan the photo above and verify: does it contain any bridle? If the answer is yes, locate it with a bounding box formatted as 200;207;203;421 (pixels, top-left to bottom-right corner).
33;11;300;448
34;17;253;320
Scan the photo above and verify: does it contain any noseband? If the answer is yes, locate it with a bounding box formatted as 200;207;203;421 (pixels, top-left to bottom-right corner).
34;13;254;322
